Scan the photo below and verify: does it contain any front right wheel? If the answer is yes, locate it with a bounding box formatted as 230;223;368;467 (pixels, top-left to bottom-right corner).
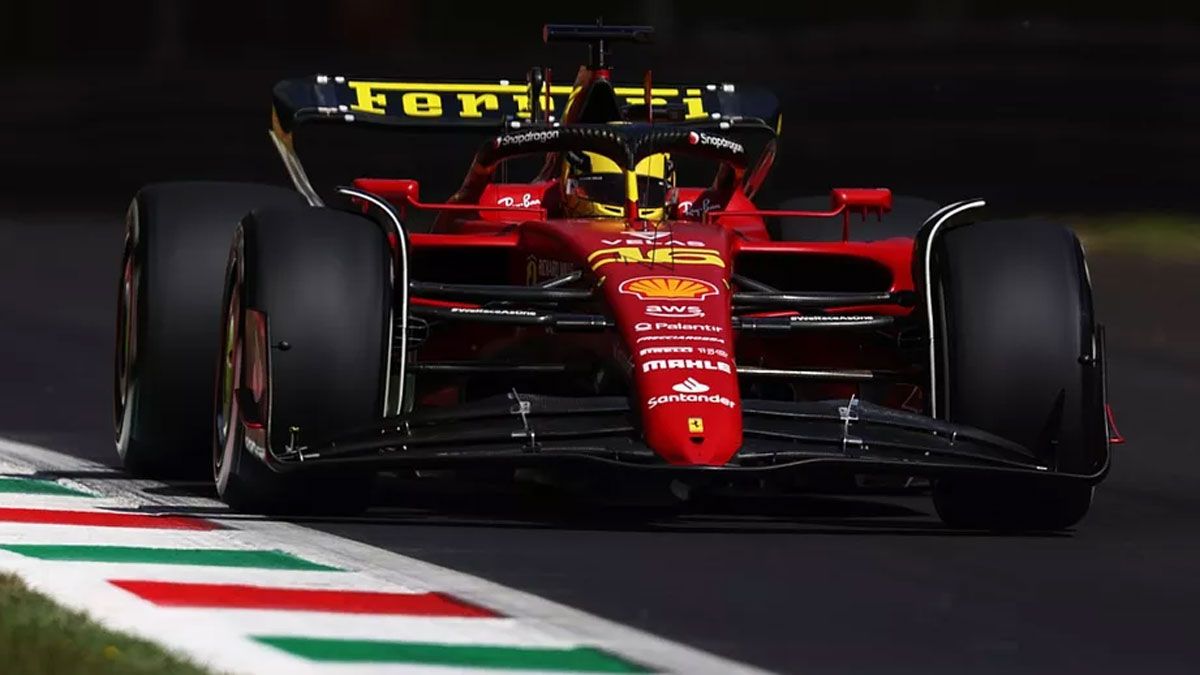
925;218;1106;531
214;206;392;515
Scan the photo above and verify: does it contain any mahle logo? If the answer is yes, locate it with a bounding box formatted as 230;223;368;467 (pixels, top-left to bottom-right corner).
642;359;731;374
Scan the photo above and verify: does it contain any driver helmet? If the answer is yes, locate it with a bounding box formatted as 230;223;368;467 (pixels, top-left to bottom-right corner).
562;151;674;221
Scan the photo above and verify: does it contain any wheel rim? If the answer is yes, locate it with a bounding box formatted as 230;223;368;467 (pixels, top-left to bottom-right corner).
214;264;241;481
114;240;139;450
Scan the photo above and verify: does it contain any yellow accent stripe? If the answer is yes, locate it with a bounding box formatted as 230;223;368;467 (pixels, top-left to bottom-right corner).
347;82;681;96
613;87;680;96
348;81;577;94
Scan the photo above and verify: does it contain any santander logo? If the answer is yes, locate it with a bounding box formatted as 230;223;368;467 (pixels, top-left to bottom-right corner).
672;378;710;394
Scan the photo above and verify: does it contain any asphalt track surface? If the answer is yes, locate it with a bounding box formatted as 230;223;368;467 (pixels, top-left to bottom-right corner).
2;213;1198;674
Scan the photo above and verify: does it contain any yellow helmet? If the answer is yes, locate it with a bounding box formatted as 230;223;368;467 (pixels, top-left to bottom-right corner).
562;151;674;221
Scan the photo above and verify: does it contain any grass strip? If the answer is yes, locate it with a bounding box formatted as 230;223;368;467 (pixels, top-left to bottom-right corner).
1058;213;1200;261
0;572;215;675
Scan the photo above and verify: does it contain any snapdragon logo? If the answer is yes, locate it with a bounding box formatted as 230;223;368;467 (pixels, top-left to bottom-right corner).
686;131;744;154
495;129;560;147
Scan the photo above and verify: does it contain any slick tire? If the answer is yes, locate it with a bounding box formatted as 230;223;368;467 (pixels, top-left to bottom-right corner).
115;182;306;478
773;195;941;242
213;207;391;515
926;219;1104;531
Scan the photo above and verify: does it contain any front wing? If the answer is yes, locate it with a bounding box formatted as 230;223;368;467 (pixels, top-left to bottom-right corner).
265;394;1110;485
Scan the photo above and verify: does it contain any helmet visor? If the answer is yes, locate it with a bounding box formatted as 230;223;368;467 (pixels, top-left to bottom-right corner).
573;173;669;210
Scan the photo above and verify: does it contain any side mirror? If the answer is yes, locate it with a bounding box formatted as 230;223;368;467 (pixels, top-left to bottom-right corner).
351;178;421;205
831;188;893;216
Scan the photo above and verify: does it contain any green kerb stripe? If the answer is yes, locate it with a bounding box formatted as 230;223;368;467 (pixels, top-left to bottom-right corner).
0;477;93;497
0;545;337;571
253;637;650;673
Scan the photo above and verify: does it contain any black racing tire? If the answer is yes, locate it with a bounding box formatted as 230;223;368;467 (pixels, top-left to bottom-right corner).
213;206;391;515
927;219;1104;531
115;182;306;478
773;195;941;242
932;479;1094;532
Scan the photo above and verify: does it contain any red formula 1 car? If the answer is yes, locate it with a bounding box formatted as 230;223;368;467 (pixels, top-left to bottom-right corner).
114;24;1117;529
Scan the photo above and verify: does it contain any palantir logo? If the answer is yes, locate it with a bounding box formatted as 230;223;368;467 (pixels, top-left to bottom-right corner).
672;378;710;394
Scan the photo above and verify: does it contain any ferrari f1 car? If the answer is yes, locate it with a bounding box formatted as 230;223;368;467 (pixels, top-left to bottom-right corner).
114;24;1118;530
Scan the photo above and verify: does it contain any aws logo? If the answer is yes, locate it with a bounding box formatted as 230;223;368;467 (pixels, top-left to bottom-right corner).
588;247;725;271
646;304;704;319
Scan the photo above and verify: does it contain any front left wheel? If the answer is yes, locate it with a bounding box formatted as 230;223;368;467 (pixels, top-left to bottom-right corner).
115;182;306;477
214;206;392;514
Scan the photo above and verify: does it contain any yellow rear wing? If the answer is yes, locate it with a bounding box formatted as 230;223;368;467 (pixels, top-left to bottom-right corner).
271;75;779;133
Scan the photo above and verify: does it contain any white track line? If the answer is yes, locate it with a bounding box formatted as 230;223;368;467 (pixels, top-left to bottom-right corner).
0;436;772;675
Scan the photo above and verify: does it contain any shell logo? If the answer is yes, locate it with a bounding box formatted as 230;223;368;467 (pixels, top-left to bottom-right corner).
619;276;719;301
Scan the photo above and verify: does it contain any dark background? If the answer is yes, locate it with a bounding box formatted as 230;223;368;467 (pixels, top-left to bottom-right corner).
2;6;1200;673
2;1;1199;214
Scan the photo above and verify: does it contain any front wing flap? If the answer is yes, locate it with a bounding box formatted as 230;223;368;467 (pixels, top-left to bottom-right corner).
268;394;1105;484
